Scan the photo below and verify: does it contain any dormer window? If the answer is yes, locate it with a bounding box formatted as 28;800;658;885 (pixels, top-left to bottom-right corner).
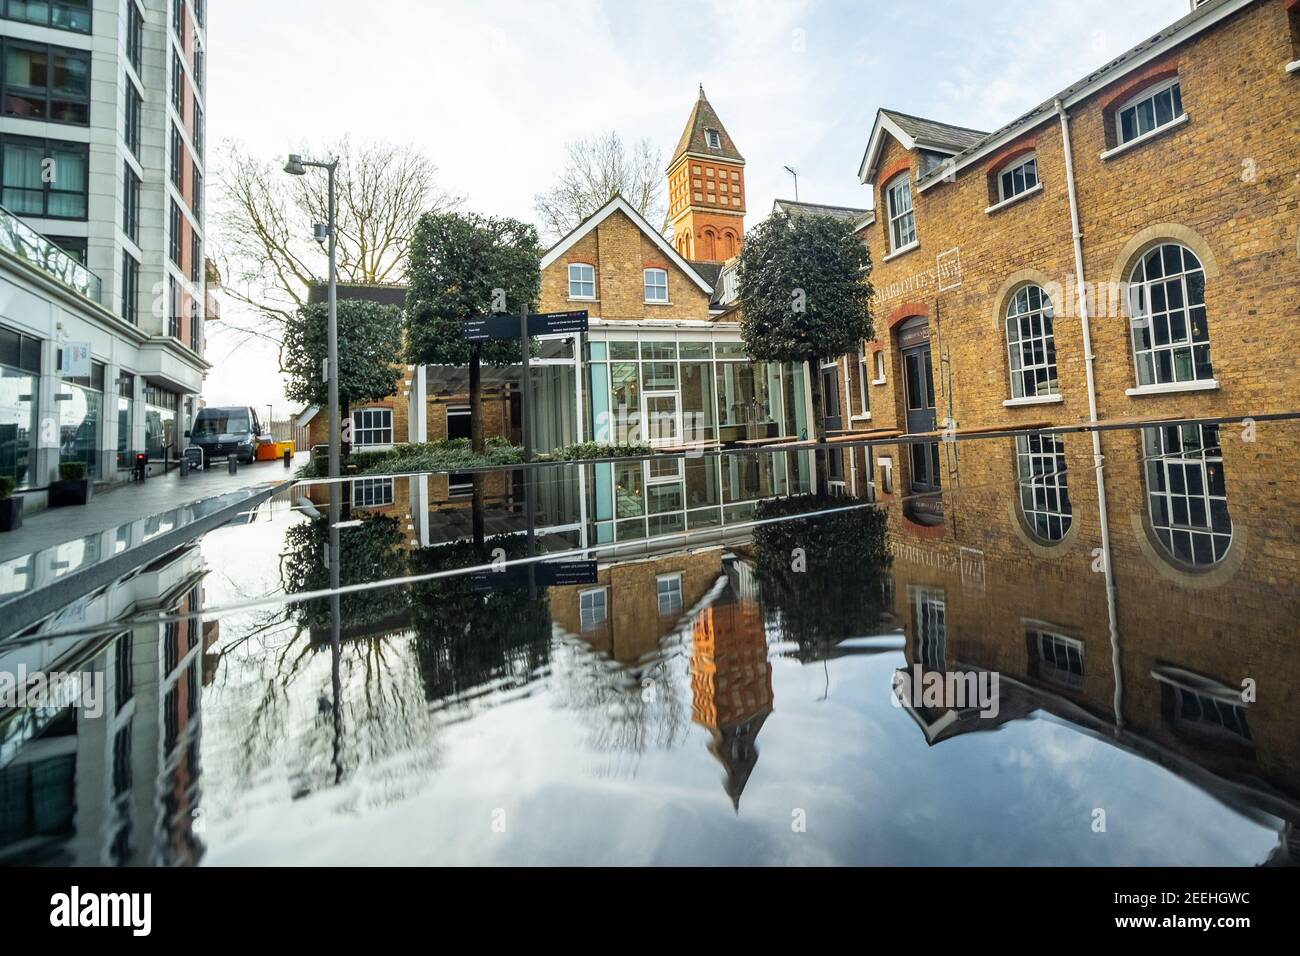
885;172;916;253
705;128;721;149
568;263;595;300
1117;78;1184;145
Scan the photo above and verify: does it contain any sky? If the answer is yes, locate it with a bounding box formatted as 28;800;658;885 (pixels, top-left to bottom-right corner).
203;0;1191;416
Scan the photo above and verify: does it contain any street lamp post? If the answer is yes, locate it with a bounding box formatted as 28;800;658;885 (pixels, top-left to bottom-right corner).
284;154;340;480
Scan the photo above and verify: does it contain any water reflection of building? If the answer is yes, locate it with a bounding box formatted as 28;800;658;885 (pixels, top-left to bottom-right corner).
886;430;1300;834
551;547;723;662
0;545;206;865
690;561;771;810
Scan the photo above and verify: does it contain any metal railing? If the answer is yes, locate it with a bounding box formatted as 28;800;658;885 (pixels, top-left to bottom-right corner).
0;203;103;303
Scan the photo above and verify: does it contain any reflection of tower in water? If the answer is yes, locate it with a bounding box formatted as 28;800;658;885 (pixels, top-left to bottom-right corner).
690;579;772;811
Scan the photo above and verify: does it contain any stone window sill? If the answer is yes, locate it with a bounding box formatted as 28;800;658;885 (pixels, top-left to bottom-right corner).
1099;114;1189;161
1286;59;1300;76
882;241;920;263
985;182;1043;215
1125;379;1219;397
1002;393;1063;408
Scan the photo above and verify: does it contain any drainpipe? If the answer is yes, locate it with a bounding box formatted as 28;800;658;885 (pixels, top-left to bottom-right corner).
1056;97;1123;731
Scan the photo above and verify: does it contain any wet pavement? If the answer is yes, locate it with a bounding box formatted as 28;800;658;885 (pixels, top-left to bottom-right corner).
1;424;1296;866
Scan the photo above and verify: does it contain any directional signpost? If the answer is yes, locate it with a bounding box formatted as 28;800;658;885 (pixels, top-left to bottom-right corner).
468;560;598;592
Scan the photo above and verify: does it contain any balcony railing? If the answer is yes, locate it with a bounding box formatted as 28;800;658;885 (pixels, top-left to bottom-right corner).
0;203;103;303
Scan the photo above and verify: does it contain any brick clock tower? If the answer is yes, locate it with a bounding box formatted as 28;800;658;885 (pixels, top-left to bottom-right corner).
668;86;746;263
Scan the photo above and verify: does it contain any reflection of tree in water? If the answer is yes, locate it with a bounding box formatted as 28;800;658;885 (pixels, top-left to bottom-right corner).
408;537;552;710
201;513;442;819
281;513;411;631
547;629;696;779
751;497;892;659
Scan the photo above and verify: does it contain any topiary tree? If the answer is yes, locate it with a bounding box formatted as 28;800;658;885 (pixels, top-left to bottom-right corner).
736;212;873;492
404;211;541;455
751;496;891;656
282;299;404;439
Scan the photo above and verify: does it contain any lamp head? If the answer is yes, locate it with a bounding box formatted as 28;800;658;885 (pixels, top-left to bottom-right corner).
283;154;307;176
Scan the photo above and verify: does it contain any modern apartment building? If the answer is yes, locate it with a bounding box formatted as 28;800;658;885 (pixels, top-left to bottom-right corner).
0;0;209;503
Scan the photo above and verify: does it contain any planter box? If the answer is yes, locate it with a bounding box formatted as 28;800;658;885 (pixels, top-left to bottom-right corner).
49;478;93;508
0;497;22;532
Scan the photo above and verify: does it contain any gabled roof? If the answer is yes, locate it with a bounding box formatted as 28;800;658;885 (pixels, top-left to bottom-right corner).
539;195;714;295
858;109;989;184
913;0;1254;192
669;85;745;167
771;198;872;222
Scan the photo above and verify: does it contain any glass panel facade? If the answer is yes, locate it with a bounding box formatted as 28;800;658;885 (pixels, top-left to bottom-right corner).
57;379;101;479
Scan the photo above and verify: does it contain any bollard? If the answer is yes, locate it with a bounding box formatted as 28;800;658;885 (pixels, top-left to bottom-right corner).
227;456;238;475
179;457;190;478
283;449;292;468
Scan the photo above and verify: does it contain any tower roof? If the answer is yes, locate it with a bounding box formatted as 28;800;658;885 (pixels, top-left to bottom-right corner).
670;85;744;167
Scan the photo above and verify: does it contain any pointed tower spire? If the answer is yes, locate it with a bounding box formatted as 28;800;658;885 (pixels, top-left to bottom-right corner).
666;88;746;263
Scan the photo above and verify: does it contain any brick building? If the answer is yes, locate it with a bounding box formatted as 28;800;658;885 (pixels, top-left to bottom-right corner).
840;0;1300;826
807;0;1300;566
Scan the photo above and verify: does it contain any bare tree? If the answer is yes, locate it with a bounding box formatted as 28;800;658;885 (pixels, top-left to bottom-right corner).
534;131;665;242
212;137;460;356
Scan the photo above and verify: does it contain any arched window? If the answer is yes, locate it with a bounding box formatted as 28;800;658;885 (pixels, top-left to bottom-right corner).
1142;423;1232;567
996;153;1038;203
567;263;595;300
722;230;737;259
1005;284;1058;399
701;229;716;260
1128;243;1212;386
1015;433;1071;542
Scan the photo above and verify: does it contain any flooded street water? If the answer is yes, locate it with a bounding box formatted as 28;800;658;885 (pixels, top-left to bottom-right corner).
2;425;1297;866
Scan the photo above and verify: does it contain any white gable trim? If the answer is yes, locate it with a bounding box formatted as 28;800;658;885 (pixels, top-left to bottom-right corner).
857;111;965;185
912;0;1254;193
540;195;714;295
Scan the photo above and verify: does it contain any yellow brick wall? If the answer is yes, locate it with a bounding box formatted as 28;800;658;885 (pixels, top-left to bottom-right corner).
539;208;714;321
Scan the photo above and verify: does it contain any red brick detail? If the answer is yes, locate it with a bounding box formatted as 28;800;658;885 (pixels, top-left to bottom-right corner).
984;137;1038;176
643;260;670;270
1286;0;1298;11
1097;55;1180;114
877;155;913;188
867;339;884;353
888;302;928;329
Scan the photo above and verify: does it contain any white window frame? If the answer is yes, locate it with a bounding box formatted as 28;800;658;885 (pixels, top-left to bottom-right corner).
351;407;393;447
872;349;886;385
705;129;721;149
1115;77;1184;146
656;573;683;616
1015;433;1072;543
643;267;668;304
1127;243;1212;388
1005;284;1059;399
568;262;595;300
351;476;394;508
579;586;608;632
1030;628;1084;689
885;172;916;254
996;153;1039;203
855;347;870;418
1142;423;1232;568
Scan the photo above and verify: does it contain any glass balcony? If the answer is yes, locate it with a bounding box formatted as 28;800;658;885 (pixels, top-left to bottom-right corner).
0;203;103;303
